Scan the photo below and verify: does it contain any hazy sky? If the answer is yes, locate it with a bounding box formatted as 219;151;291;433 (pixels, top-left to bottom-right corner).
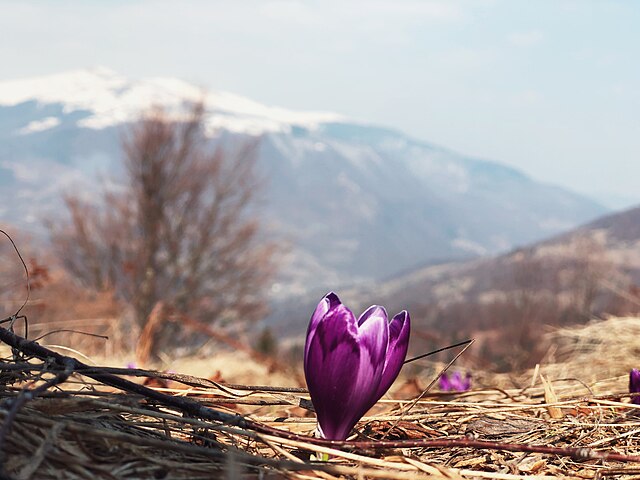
2;0;639;208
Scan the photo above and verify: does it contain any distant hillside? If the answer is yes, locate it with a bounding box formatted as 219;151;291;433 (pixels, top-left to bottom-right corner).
345;205;640;316
310;205;640;369
0;68;607;297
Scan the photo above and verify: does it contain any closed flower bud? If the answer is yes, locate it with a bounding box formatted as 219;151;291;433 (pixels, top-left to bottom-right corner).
304;292;410;440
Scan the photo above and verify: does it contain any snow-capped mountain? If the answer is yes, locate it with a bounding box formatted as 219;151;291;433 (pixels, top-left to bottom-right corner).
0;66;343;133
0;68;607;294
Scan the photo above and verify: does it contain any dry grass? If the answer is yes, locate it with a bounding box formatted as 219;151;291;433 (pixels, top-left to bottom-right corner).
2;316;640;479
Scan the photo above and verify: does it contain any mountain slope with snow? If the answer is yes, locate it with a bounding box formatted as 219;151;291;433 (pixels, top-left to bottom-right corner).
0;67;343;133
0;68;607;293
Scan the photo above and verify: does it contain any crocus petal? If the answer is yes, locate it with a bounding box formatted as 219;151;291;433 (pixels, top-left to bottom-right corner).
439;371;471;392
349;313;389;421
439;373;451;391
462;373;472;391
358;305;387;326
630;369;640;405
304;304;388;440
451;371;463;390
304;292;341;361
374;310;410;399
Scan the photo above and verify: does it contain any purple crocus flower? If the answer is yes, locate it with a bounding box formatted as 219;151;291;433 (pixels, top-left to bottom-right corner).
304;292;410;440
630;369;640;404
439;371;471;392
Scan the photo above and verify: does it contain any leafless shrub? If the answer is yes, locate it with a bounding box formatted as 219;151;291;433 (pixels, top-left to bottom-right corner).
49;103;276;356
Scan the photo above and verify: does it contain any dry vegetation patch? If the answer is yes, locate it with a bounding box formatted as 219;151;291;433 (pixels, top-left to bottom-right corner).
2;317;640;479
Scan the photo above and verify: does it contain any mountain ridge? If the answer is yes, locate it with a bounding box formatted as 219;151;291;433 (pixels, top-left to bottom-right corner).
0;68;608;296
346;203;640;327
0;67;344;134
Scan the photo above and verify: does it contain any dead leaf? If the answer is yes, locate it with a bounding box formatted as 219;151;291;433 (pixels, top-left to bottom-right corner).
518;458;547;474
540;374;564;419
467;416;545;437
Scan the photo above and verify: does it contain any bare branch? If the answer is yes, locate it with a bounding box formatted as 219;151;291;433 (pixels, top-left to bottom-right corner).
49;102;276;357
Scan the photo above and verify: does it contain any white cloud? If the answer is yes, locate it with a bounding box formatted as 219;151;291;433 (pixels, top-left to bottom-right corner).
17;116;60;135
508;30;544;47
1;160;42;183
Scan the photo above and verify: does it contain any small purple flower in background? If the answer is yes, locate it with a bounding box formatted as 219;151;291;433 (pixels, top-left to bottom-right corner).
629;369;640;404
304;292;410;440
439;371;472;392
